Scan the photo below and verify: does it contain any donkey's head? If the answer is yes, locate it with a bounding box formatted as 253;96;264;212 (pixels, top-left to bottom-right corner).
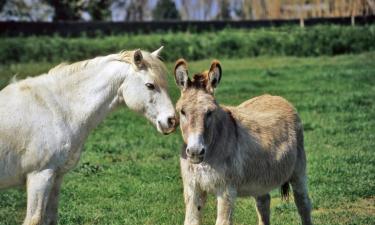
120;47;177;134
174;59;222;163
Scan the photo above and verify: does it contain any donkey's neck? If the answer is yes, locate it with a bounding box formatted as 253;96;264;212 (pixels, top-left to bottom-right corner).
207;107;239;161
48;60;129;138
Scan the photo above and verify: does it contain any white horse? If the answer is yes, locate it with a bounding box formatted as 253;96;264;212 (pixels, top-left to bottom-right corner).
0;47;177;225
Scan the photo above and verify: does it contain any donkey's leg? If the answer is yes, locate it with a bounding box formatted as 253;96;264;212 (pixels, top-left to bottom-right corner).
44;175;63;225
215;187;236;225
23;169;55;225
183;183;205;225
255;193;271;225
290;174;312;225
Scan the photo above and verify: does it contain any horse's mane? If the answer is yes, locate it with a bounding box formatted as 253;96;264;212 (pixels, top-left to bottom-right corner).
47;49;167;87
47;51;131;76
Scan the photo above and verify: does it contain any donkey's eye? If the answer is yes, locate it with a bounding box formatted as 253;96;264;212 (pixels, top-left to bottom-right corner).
145;83;155;90
180;109;186;116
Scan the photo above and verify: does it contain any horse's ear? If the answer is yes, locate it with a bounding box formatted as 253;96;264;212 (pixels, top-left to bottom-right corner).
174;59;190;91
207;60;222;93
133;49;143;68
151;46;164;57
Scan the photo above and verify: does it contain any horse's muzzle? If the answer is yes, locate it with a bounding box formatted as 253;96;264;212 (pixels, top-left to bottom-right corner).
157;116;177;135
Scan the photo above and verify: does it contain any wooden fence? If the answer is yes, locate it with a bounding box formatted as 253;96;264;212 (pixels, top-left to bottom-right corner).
0;15;374;37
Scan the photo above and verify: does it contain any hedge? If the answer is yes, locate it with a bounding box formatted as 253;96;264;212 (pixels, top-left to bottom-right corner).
0;25;374;63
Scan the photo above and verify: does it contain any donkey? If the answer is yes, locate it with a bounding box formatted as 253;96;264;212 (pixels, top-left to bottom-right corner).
174;59;312;225
0;47;177;225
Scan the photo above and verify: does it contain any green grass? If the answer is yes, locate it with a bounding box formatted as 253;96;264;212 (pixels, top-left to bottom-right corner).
0;52;374;224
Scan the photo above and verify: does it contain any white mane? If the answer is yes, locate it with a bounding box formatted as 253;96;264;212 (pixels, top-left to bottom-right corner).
46;50;168;87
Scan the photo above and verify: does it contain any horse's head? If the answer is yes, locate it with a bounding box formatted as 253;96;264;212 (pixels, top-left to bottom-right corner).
174;59;222;163
119;47;177;135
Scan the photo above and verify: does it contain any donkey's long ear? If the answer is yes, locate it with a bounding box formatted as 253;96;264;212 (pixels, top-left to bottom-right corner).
133;49;143;68
207;60;222;93
151;46;164;57
174;59;190;91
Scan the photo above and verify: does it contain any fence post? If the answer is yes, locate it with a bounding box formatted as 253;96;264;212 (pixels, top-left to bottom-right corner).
299;1;305;28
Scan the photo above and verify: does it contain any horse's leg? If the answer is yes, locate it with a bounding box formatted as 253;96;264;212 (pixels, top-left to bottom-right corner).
23;169;55;225
45;175;63;225
255;194;271;225
215;186;236;225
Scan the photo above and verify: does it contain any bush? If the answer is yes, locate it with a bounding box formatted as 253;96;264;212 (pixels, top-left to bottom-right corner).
0;25;374;63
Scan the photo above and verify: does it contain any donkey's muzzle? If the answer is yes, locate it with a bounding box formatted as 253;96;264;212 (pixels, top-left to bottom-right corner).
186;147;205;164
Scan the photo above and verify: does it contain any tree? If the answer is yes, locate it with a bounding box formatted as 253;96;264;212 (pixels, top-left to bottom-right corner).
0;0;54;21
125;0;150;21
48;0;82;21
48;0;110;21
87;0;111;21
153;0;180;20
217;0;230;20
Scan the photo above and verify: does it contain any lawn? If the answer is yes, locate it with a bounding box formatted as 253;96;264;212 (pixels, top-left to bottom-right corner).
0;52;374;224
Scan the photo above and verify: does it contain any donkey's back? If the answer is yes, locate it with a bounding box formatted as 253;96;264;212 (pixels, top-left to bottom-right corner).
238;94;306;176
236;94;303;158
223;95;303;195
239;94;306;175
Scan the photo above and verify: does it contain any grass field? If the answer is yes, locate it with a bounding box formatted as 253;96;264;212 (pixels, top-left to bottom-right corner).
0;52;374;224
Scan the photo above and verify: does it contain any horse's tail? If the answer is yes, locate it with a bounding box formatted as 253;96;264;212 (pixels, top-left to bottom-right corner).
281;182;290;201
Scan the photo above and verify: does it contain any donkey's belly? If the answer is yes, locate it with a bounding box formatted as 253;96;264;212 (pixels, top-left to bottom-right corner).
237;163;294;197
237;182;278;197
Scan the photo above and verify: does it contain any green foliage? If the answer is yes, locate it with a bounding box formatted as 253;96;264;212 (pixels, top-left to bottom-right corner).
152;0;180;20
87;0;111;21
48;0;83;21
48;0;110;21
0;53;374;224
0;25;374;64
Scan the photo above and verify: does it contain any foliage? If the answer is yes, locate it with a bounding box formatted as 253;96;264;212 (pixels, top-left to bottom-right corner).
0;53;374;224
0;0;54;21
48;0;83;21
87;0;111;21
48;0;110;21
0;25;374;63
152;0;180;20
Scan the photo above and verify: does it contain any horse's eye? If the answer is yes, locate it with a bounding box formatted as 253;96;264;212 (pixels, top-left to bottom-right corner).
180;109;186;116
145;83;155;90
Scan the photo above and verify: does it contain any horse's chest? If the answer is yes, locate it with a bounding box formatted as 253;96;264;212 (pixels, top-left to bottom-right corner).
58;143;82;173
38;127;84;173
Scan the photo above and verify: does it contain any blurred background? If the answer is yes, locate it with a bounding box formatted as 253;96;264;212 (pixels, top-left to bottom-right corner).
0;0;374;22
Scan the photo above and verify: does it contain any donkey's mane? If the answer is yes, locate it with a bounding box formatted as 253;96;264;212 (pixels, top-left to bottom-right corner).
191;71;209;89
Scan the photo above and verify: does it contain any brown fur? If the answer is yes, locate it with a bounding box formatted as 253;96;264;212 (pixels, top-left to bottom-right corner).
174;59;312;225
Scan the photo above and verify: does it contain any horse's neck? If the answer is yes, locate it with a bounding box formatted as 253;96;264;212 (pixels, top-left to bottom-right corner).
49;61;129;136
